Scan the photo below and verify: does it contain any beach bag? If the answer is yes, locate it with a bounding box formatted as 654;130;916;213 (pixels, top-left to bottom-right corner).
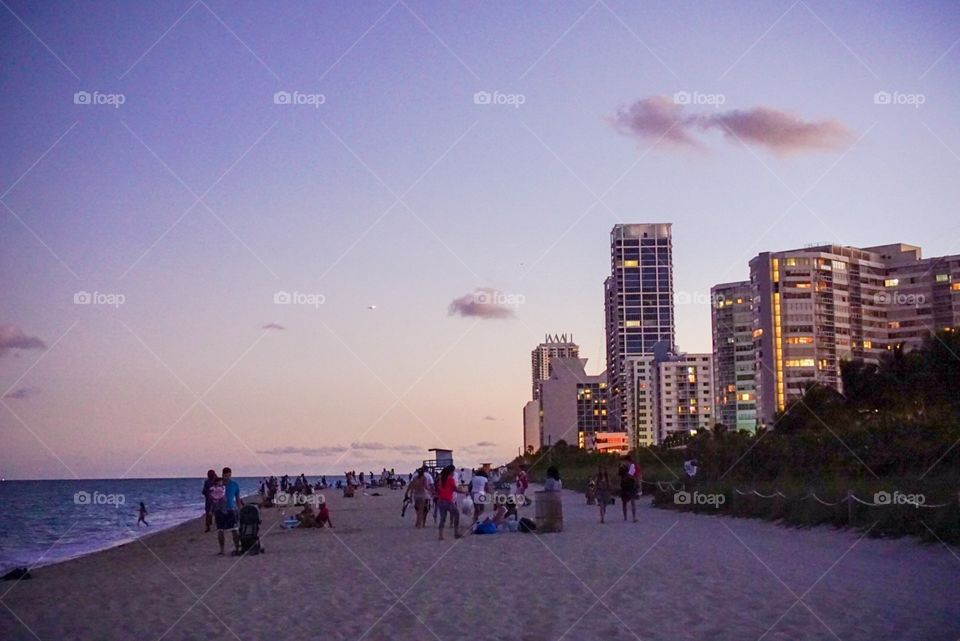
475;520;497;535
518;517;537;533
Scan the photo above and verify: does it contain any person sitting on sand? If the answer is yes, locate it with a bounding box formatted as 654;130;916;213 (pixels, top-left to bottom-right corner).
296;503;317;528
316;502;333;528
544;466;562;491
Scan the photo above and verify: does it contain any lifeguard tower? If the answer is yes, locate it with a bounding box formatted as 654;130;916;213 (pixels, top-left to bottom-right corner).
422;448;453;476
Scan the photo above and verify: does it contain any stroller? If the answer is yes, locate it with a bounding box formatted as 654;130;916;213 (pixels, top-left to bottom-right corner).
238;504;264;555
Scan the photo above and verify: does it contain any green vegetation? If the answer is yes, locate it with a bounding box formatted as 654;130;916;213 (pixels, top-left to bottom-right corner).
513;330;960;543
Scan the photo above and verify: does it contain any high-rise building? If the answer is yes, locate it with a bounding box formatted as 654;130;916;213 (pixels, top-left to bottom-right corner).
605;223;675;447
531;357;608;451
750;243;960;425
657;354;714;439
530;334;579;400
711;281;757;432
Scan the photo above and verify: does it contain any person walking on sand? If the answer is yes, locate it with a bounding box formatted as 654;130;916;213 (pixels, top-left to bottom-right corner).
516;465;529;497
214;467;243;556
596;468;611;524
405;468;429;528
137;502;148;526
470;467;489;523
201;469;217;532
436;464;462;540
619;455;639;522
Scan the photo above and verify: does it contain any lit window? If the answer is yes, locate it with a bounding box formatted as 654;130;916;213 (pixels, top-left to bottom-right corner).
889;321;900;329
623;259;639;268
936;274;950;283
795;283;812;289
625;320;641;328
863;340;872;349
884;279;899;287
752;328;763;338
952;283;960;291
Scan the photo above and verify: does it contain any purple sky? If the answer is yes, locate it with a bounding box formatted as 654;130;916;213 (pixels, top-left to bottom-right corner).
2;0;958;479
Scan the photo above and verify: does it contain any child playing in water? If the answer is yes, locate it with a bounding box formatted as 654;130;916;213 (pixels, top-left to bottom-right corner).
137;502;148;526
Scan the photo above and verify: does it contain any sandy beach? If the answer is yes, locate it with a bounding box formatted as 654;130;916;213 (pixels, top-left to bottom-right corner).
1;487;958;641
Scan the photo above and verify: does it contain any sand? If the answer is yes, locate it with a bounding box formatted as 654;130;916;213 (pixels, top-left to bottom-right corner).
1;486;958;641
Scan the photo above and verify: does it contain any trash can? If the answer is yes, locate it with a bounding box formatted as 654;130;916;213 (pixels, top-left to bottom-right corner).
534;490;563;533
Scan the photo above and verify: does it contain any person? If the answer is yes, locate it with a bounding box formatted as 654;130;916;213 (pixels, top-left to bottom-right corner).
317;501;333;528
296;503;318;528
201;469;217;532
596;468;611;524
516;465;529;497
405;469;429;528
470;468;489;523
215;467;243;556
619;456;638;523
137;502;148;526
544;466;562;491
436;464;462;540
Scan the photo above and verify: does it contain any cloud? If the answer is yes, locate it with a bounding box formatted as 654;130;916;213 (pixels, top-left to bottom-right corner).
610;95;700;148
482;415;498;421
351;442;423;454
4;387;38;400
473;441;497;448
448;288;516;320
0;325;46;358
261;323;285;331
611;96;852;155
258;446;348;457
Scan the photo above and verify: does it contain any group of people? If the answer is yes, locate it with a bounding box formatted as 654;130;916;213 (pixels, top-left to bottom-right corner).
201;467;244;555
590;455;643;524
403;464;527;539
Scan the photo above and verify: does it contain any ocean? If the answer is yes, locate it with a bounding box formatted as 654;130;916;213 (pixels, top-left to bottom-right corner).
0;476;343;574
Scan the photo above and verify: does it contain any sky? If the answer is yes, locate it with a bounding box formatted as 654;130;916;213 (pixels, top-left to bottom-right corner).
1;0;958;479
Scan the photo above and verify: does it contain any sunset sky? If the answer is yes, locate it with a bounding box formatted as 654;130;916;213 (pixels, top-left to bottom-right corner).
2;0;958;479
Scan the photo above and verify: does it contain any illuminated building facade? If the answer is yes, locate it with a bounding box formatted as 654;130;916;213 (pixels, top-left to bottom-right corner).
710;281;757;432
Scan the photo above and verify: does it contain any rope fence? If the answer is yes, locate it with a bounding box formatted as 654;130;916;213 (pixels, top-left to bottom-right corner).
642;479;955;509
